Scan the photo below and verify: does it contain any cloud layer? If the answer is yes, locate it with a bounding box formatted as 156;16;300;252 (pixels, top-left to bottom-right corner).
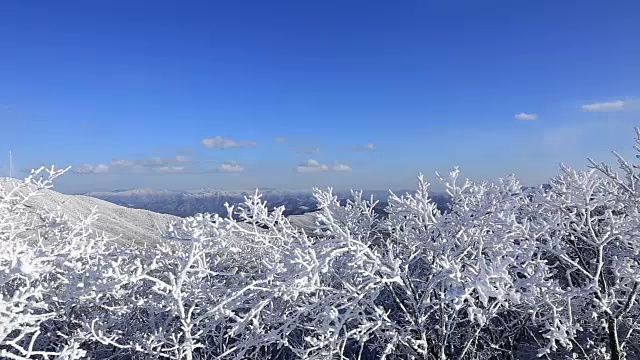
111;159;135;167
581;100;625;112
72;164;110;174
347;143;376;151
158;166;185;173
201;136;257;149
73;155;244;176
220;161;244;173
331;163;352;172
291;147;321;154
111;156;189;168
296;159;351;173
514;112;538;120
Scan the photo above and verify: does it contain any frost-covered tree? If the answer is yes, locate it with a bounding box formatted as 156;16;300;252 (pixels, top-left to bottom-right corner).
0;167;121;359
523;129;640;360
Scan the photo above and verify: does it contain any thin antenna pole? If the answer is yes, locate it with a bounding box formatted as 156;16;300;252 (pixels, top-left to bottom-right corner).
9;150;12;178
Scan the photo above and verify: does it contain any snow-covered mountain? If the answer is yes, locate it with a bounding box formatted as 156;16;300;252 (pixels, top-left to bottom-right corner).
85;188;320;217
85;188;451;219
4;179;180;245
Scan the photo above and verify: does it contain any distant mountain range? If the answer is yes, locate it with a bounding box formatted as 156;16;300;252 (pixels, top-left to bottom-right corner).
85;188;452;219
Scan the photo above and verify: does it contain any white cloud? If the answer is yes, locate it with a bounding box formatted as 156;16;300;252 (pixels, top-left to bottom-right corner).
274;137;287;143
296;159;351;173
93;164;110;174
111;159;135;166
138;157;169;167
331;163;352;172
291;147;321;154
72;164;95;174
72;164;109;174
581;100;625;112
514;112;538;120
201;136;257;149
348;143;376;151
132;155;190;167
296;159;329;173
158;166;185;173
220;161;244;173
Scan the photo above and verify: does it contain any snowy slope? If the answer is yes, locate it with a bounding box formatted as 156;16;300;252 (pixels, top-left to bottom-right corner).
288;212;321;236
4;178;180;245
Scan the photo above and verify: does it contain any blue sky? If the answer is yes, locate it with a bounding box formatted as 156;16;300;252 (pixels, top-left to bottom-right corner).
0;0;638;193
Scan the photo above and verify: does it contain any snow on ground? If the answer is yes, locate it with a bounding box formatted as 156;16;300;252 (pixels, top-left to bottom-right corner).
288;212;320;236
4;178;180;245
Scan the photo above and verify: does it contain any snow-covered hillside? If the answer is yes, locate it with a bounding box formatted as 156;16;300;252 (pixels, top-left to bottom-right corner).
2;177;179;245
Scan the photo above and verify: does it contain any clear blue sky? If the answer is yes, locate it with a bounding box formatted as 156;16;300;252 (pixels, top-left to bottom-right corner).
0;0;638;193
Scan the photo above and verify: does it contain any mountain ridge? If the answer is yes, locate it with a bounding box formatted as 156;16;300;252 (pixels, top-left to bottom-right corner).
2;178;180;245
84;187;451;219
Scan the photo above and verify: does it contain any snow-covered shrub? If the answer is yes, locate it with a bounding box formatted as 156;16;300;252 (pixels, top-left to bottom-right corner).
0;167;122;359
3;129;640;359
